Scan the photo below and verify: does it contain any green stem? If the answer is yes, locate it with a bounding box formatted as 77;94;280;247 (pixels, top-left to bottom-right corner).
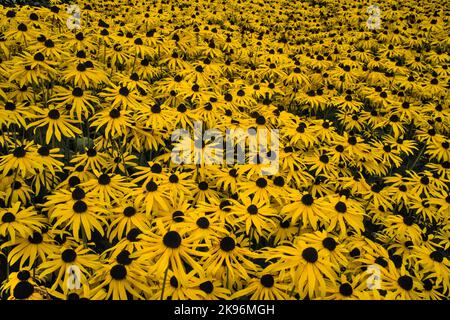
289;284;297;297
8;168;19;207
409;143;426;170
160;265;169;300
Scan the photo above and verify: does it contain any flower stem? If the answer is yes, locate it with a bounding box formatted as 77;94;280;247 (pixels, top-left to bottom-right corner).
409;143;426;169
160;265;169;300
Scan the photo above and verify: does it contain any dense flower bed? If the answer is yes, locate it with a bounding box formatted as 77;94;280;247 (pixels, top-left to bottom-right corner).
0;0;449;300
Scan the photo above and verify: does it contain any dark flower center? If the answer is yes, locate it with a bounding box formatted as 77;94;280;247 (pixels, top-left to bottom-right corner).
177;104;186;113
320;154;329;164
28;232;43;244
273;176;285;187
170;276;178;288
196;217;210;229
247;205;258;215
5;102;16;111
429;251;444;263
256;178;267;188
301;194;314;206
98;173;110;185
220;200;231;212
71;187;85;200
126;228;141;242
38;146;50;156
13;281;34;300
67;293;80;300
172;211;184;222
335;202;347;213
256;116;266;125
228;169;238;177
17;270;30;281
72;87;84;97
280;219;290;228
350;248;360;257
2;212;15;223
339;283;353;296
116;250;132;265
224;93;232;102
169;174;179;183
13;147;26;158
18;23;28;32
397;275;413;291
61;249;77;263
146;181;158;192
220;237;235;252
151;104;161;113
348;136;357;145
109;109;120;119
151;163;162;173
87;148;97;157
163;231;182;249
302;247;318;263
423;279;433;291
403;216;414;226
12;181;21;190
322;237;337;251
44;39;54;48
123;206;136;217
260;274;274;288
198;182;208;190
119;87;129;96
75;32;84;41
73;200;88;213
110;264;127;280
34;53;45;61
420;176;429;185
199;281;213;294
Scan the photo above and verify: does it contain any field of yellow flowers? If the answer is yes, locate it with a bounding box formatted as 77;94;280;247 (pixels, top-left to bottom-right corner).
0;0;449;300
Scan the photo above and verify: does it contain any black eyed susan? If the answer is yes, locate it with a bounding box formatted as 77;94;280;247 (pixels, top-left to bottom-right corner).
0;0;448;301
264;239;336;299
3;230;58;269
38;244;101;291
46;190;108;241
381;263;422;300
89;260;150;300
230;196;277;242
202;234;257;287
27;105;82;144
108;204;151;242
131;224;206;280
231;270;292;300
0;202;46;242
323;195;365;236
0;141;42;178
282;191;329;230
152;270;206;300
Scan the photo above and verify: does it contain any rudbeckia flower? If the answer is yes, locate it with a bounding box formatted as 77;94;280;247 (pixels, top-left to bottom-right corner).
0;0;448;301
